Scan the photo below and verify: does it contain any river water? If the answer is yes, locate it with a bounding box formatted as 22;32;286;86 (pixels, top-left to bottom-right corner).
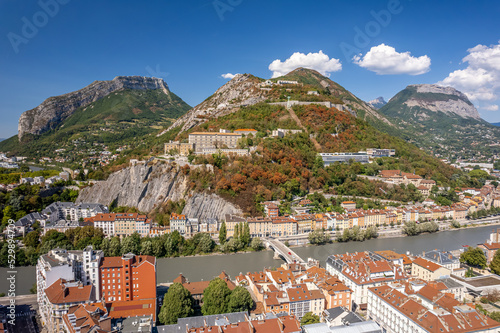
1;225;496;295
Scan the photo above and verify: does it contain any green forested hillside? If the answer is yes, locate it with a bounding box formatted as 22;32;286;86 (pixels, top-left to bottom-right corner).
0;89;190;158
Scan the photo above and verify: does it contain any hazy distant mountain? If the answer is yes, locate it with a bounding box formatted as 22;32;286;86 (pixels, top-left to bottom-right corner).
368;96;387;109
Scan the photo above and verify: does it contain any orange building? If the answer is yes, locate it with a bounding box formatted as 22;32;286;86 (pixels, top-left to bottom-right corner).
99;253;157;321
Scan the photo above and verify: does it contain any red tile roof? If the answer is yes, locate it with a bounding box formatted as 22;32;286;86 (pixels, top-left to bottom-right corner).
412;257;444;272
45;279;93;305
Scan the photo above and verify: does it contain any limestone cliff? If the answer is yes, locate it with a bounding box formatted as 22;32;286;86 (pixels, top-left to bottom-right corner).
76;161;242;221
18;76;171;138
403;84;481;119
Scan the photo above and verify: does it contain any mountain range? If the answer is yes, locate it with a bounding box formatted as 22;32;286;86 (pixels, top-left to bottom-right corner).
1;68;499;162
0;68;488;218
376;84;500;160
0;76;190;157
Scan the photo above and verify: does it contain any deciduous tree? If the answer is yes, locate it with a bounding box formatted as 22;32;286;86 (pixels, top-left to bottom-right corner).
159;283;194;324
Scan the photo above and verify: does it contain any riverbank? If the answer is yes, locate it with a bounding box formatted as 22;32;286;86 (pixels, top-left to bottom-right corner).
2;225;497;297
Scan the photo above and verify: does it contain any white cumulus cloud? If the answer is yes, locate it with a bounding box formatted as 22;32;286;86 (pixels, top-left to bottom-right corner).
221;73;238;79
483;104;499;111
353;44;431;75
268;50;342;78
439;41;500;103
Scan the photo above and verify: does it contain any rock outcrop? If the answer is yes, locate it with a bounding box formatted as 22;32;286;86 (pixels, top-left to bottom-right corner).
18;76;171;139
167;74;267;133
76;161;242;221
403;84;481;119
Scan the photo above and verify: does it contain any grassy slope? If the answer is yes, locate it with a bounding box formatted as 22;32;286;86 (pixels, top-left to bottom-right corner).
0;89;191;157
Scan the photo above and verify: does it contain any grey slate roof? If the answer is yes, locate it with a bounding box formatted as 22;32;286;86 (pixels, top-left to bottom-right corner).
304;322;382;333
324;307;345;321
155;311;247;333
423;249;458;265
435;277;464;289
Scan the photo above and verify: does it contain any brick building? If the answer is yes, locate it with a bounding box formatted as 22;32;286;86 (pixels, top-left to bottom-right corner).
99;253;157;321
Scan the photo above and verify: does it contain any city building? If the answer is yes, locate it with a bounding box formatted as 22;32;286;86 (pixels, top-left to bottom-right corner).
340;201;356;211
194;148;250;156
42;202;108;223
156;312;301;333
99;253;157;321
233;128;258;136
86;213;152;238
367;284;500;333
319;153;370;165
411;257;451;281
41;279;95;332
173;272;236;308
271;128;303;138
478;229;500;264
169;213;188;235
422;249;461;271
326;251;409;309
62;303;112;333
164;141;194;156
188;132;242;150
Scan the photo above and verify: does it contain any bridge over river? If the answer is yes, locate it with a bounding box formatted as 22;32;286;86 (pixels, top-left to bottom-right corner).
264;238;306;264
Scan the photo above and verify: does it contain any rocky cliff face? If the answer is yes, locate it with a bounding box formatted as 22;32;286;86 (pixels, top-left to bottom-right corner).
76;161;242;221
167;74;267;133
403;84;480;119
18;76;171;139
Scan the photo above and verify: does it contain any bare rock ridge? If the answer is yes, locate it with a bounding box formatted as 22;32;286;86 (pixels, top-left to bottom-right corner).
168;74;266;133
76;161;242;221
18;76;170;139
404;84;481;119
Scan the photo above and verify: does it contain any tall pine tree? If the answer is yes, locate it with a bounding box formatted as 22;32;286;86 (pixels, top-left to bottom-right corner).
219;221;227;245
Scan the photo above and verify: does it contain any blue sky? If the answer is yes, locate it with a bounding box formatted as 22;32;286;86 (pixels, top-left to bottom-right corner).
1;0;500;138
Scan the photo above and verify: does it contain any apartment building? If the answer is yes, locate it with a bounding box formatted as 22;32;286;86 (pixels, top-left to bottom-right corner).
326;251;409;309
271;217;297;237
99;253;157;321
62;303;112;333
42;202;108;223
164;141;194;156
262;284;325;320
411;257;451;281
86;213;151;238
188;132;242;150
41;278;95;332
169;213;188;235
368;284;500;333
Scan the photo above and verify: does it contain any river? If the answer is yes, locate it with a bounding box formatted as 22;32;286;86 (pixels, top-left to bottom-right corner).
1;225;496;295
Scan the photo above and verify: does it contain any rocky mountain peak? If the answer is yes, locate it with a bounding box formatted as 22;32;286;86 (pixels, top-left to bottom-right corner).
368;96;387;109
168;73;266;132
402;84;480;119
18;76;171;139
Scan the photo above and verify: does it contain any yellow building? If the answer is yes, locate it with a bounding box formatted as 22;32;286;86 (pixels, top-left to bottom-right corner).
164;141;194;156
188;132;242;150
411;257;451;281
